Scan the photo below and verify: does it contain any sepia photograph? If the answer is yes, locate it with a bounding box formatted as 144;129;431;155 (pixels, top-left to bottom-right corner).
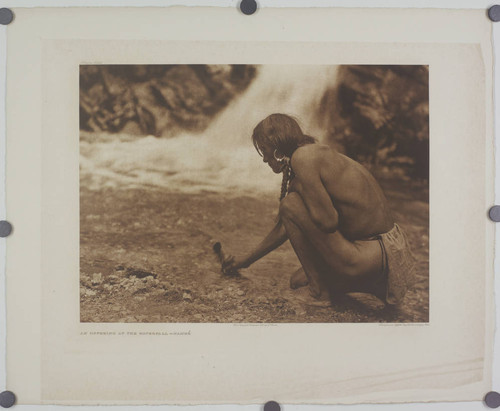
5;5;494;404
79;64;429;323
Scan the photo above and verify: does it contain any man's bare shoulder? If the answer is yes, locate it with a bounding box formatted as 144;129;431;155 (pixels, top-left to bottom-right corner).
291;144;335;172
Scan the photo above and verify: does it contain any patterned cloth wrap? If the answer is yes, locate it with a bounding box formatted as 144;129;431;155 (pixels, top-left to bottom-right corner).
377;224;417;305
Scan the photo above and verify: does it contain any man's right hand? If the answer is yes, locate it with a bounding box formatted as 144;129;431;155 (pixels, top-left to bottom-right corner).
222;255;248;275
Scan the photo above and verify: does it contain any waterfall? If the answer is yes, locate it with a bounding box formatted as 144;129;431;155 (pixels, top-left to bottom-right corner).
204;65;338;145
80;65;339;195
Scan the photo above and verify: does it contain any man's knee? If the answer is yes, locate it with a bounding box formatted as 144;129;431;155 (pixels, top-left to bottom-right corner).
279;192;303;220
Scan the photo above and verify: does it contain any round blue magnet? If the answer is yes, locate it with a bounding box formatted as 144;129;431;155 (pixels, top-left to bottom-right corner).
488;5;500;22
485;391;500;408
240;0;257;15
0;221;13;237
263;400;280;411
0;8;14;25
489;206;500;222
0;391;16;408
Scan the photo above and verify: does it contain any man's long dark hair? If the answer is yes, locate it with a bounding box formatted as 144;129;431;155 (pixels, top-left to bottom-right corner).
252;114;316;200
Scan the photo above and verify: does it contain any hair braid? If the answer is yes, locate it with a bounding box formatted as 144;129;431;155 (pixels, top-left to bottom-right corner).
279;163;293;201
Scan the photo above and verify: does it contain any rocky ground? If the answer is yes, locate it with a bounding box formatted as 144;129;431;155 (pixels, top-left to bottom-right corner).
80;176;429;323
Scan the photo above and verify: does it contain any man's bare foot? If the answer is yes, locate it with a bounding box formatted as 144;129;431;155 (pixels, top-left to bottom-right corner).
345;292;386;311
292;285;332;307
290;267;309;290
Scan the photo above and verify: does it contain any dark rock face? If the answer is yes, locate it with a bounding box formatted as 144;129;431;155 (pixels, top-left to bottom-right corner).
80;65;257;137
322;65;429;180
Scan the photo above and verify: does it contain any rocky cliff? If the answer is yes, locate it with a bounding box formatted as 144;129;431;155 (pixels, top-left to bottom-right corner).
80;65;257;137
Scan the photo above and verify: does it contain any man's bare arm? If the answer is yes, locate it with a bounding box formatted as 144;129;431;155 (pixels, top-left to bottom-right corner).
291;146;339;233
223;220;288;271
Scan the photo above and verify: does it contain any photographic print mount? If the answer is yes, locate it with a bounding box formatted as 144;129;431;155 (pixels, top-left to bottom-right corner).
1;3;498;408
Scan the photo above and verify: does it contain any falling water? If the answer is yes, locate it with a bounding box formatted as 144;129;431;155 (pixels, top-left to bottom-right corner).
80;65;339;195
203;65;338;144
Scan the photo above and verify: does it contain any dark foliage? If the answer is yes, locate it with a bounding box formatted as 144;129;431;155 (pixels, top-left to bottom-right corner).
322;65;429;180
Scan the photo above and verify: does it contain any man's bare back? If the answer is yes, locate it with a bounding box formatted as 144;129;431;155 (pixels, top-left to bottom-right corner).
288;144;394;241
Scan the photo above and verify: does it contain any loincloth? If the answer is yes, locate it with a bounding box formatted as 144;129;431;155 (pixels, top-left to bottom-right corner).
375;224;417;305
